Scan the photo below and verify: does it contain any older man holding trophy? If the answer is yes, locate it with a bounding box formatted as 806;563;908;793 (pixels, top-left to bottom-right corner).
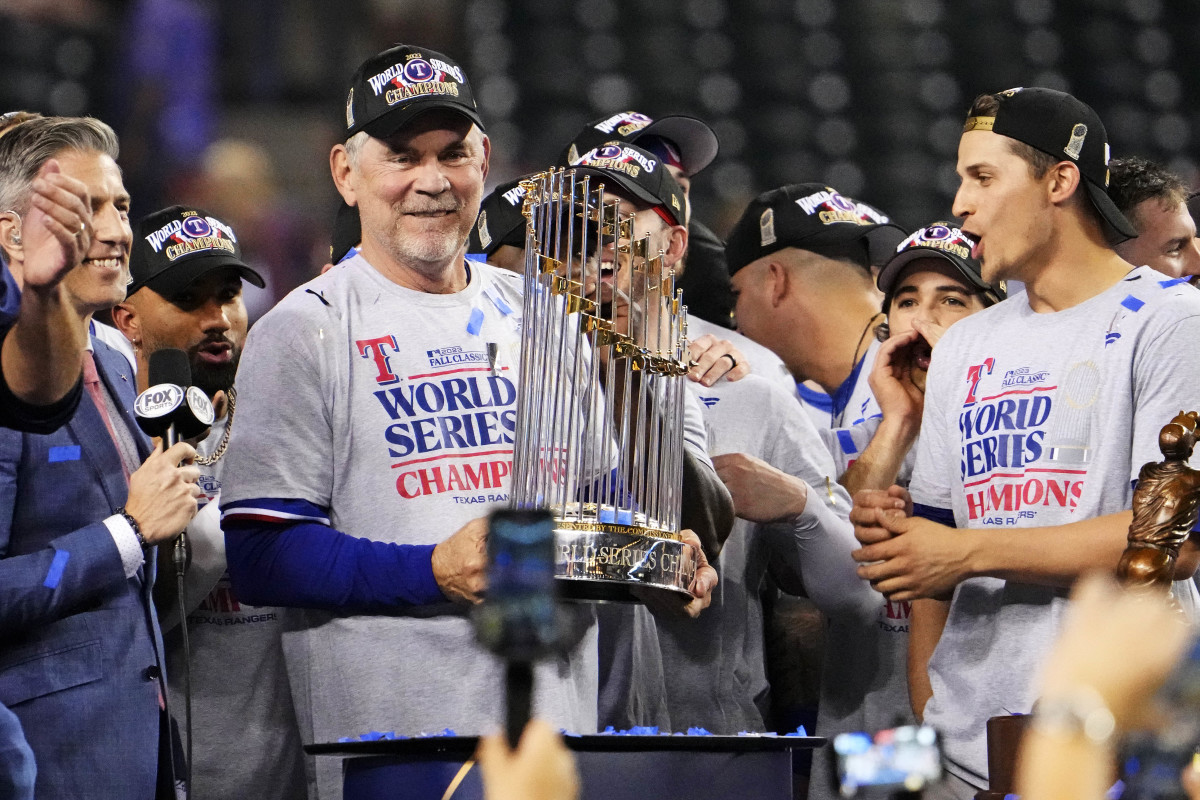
219;43;728;799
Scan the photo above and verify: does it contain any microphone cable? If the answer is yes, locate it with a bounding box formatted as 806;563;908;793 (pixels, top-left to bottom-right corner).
174;531;193;798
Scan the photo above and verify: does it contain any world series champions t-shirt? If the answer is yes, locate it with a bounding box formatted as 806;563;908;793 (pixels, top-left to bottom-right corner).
909;266;1200;789
220;255;599;799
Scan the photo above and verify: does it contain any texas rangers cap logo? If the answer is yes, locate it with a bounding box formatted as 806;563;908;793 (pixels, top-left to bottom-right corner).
593;144;624;161
403;58;435;83
181;216;212;238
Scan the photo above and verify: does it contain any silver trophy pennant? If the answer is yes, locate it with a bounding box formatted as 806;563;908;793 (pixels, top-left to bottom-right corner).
510;168;698;601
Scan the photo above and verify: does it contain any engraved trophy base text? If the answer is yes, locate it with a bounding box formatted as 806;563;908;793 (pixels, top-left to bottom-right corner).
552;507;698;601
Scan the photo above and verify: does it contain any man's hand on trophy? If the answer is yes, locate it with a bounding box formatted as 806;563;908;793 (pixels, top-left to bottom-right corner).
631;528;718;619
432;517;490;604
687;334;750;387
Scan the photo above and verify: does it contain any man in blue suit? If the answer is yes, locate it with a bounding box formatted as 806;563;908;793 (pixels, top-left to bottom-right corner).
0;116;204;798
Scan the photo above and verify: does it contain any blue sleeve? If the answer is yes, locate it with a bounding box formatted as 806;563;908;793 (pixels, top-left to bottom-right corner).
222;503;445;611
0;261;17;327
913;502;957;528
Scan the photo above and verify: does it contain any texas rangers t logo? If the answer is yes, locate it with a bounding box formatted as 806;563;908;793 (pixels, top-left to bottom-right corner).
965;357;995;404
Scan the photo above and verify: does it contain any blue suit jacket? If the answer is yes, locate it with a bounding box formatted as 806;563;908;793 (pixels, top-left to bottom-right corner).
0;339;166;798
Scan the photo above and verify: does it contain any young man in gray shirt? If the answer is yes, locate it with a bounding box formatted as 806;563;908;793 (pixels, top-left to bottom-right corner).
851;87;1200;798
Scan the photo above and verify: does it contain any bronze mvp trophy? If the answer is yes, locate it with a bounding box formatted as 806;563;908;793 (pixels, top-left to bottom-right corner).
508;167;698;601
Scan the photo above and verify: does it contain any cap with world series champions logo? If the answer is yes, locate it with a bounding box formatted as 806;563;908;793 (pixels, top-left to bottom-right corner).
725;183;905;274
570;142;687;227
127;205;264;299
468;175;537;256
343;44;483;140
877;222;1006;306
559;111;719;178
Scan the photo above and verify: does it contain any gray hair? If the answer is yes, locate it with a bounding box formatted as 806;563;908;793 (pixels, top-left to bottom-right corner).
344;131;369;169
0;116;119;215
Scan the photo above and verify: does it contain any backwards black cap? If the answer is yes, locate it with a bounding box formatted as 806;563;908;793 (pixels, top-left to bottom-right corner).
558;111;719;177
725;183;905;275
343;44;483;140
963;87;1136;242
127;206;264;299
468;175;534;256
877;222;1006;307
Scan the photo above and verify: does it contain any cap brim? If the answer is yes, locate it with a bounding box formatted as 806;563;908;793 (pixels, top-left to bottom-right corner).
637;116;720;176
877;247;991;297
862;224;908;266
359;103;484;140
1084;179;1138;243
132;255;264;300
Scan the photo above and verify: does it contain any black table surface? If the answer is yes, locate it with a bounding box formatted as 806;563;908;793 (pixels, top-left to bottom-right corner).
307;734;825;757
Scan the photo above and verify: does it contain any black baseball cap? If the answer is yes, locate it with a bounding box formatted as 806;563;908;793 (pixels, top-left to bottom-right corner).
127;206;264;299
330;201;361;264
343;45;483;140
877;222;1006;306
569;142;687;227
725;183;906;275
559;111;719;177
963;87;1136;242
468;175;535;256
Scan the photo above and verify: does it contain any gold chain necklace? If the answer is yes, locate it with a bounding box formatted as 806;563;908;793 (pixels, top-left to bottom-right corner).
195;386;235;466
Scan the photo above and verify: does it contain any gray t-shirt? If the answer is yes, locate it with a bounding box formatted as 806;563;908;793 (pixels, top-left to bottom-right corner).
910;267;1200;789
650;375;850;732
687;314;797;399
164;414;307;800
220;256;598;799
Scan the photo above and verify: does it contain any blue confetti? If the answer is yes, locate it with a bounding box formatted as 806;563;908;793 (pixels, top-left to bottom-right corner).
467;308;485;335
836;429;858;455
485;289;514;316
48;445;80;463
1159;278;1188;288
686;727;712;736
43;549;69;589
1120;295;1145;312
598;507;635;525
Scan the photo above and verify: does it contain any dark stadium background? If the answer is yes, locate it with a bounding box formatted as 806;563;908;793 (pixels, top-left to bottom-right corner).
2;0;1194;307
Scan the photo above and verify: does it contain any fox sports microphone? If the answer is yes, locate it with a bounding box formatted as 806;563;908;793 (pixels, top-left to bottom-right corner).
134;348;214;445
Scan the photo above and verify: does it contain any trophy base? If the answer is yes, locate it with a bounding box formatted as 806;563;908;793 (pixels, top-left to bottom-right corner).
552;518;698;601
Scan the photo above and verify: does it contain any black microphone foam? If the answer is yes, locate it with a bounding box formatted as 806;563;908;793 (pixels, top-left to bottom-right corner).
137;348;210;442
148;348;192;390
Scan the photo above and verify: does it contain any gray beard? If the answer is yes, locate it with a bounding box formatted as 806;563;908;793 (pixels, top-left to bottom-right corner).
392;232;464;267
